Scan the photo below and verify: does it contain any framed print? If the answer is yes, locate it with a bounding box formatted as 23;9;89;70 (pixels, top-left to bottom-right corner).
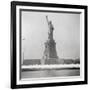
11;1;88;89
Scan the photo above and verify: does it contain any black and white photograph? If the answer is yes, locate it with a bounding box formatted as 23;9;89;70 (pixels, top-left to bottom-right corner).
21;10;80;79
11;1;87;89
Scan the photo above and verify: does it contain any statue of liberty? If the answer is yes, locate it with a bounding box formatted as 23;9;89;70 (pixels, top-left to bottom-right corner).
41;16;58;65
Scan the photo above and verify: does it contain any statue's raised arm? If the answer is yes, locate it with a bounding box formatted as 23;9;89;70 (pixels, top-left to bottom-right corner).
46;16;49;26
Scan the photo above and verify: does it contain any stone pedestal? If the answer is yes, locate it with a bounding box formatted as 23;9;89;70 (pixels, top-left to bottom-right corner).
42;39;58;64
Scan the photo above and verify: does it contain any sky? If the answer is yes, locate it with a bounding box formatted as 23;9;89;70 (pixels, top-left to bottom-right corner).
21;10;80;59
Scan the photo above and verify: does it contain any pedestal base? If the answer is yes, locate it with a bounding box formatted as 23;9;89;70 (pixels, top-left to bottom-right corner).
42;39;58;64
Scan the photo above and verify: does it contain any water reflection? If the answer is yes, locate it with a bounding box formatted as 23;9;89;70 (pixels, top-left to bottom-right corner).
21;69;80;79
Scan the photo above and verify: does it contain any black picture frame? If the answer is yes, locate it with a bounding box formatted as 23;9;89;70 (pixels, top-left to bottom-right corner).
11;1;88;89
